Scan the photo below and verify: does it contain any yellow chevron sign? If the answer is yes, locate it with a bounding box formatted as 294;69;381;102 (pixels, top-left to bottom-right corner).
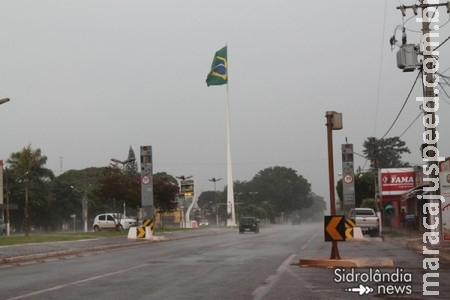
143;219;154;232
324;215;345;242
137;226;146;238
345;218;356;240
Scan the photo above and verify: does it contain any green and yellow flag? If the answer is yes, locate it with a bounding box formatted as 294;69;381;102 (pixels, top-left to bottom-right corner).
206;46;228;86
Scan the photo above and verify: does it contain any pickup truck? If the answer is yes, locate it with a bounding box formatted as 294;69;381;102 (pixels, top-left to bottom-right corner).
348;208;380;237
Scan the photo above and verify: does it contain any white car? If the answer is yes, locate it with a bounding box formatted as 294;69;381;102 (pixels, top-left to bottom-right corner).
199;220;209;227
93;213;137;231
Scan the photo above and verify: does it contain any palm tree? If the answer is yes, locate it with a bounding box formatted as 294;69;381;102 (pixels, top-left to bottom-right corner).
7;145;54;236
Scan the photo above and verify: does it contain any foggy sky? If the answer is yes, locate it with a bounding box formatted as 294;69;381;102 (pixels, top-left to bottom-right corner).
0;1;449;200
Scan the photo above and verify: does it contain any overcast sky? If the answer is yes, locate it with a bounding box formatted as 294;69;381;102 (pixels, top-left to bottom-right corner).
0;1;449;201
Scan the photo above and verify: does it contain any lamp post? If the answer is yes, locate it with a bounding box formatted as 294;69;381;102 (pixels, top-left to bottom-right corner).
110;158;135;170
24;172;30;237
4;167;11;236
209;178;222;228
110;158;135;217
249;192;258;216
234;192;242;220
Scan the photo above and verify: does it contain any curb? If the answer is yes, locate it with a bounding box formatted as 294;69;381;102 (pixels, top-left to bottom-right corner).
383;236;450;264
0;228;232;265
298;257;394;268
0;240;152;265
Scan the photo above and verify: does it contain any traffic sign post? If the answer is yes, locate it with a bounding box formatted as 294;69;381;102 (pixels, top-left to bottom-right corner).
342;143;355;211
324;216;355;242
140;146;154;222
326;111;342;259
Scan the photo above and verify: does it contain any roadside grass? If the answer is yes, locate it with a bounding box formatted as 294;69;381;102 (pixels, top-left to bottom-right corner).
0;227;202;246
0;231;127;246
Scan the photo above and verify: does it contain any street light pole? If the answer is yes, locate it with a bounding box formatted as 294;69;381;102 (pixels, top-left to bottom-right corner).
234;192;242;220
249;192;258;216
110;158;135;171
209;178;222;228
110;157;136;217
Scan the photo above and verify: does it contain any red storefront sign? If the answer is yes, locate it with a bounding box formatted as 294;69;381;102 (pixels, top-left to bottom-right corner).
380;168;415;196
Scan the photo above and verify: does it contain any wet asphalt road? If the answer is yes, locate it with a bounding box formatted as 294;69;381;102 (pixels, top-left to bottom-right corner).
1;224;449;300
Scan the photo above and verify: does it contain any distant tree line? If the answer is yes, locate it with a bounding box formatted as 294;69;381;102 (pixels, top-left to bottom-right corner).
2;145;326;235
197;166;326;224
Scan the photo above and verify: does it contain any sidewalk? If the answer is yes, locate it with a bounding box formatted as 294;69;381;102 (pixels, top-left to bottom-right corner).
382;228;450;264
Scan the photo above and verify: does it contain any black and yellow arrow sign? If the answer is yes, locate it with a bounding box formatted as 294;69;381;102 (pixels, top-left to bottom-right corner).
345;218;356;240
324;215;346;242
143;219;154;232
137;226;146;238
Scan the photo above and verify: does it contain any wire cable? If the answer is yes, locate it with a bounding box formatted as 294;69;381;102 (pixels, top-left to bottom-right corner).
373;0;388;137
399;111;422;138
433;35;450;51
380;71;421;139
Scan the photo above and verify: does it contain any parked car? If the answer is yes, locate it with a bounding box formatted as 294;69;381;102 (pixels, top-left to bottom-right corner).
239;217;259;233
348;208;380;237
0;219;6;236
93;213;137;231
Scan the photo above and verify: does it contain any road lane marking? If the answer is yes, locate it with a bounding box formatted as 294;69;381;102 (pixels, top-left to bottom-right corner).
5;263;150;300
300;229;321;251
252;229;321;300
252;254;296;300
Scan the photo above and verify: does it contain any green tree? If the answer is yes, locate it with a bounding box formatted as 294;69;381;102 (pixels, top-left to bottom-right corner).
153;174;179;212
251;166;312;214
124;146;138;177
50;167;105;229
360;198;377;210
362;137;411;170
6;145;54;236
297;193;326;220
92;165;140;213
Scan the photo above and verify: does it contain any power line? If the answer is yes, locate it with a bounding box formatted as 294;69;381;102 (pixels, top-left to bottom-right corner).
433;35;450;51
380;70;421;139
399;111;422;138
373;0;388;137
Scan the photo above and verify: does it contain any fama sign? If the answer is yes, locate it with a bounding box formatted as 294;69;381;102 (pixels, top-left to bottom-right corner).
380;168;415;196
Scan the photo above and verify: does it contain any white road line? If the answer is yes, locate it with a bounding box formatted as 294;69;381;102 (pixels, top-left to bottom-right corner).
252;253;297;300
252;230;321;300
5;263;149;300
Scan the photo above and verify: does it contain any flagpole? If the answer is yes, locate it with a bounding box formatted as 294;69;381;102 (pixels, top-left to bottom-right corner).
226;81;236;226
205;44;235;226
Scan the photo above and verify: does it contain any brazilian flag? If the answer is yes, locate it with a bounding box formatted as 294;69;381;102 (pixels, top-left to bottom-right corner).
206;46;228;86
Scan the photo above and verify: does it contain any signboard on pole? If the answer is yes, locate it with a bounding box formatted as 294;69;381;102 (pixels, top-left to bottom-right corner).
341;144;355;210
140;146;154;220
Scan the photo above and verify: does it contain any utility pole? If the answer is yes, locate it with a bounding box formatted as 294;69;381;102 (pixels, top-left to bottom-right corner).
396;1;449;243
325;111;343;259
